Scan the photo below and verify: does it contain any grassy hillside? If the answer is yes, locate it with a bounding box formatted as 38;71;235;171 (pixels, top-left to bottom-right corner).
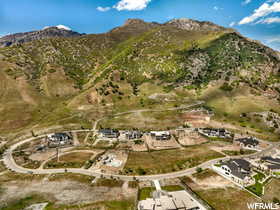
0;19;279;139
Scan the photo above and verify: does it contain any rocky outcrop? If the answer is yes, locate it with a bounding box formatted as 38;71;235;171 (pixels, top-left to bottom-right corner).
165;18;226;31
0;26;84;47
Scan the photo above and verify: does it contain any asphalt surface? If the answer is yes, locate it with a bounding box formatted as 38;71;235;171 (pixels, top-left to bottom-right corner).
3;129;279;181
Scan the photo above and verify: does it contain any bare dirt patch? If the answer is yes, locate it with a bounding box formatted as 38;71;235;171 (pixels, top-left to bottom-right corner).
177;129;208;146
145;134;180;150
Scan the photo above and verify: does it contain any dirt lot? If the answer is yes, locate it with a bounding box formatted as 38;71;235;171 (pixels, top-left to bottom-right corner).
176;129;208;146
145;134;180;150
210;141;241;154
91;150;128;174
29;147;74;162
190;169;236;189
182;111;211;128
262;178;280;202
117;141;148;152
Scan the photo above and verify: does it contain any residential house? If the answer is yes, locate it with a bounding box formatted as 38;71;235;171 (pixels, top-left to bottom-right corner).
219;159;253;186
138;190;205;210
125;130;143;140
261;156;280;173
198;128;232;139
235;137;260;151
99;129;120;138
150;131;171;141
46;133;72;147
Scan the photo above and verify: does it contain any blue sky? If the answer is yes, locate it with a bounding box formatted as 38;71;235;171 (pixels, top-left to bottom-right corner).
0;0;279;50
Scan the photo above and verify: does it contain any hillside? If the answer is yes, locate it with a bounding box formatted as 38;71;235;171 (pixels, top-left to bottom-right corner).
0;18;279;139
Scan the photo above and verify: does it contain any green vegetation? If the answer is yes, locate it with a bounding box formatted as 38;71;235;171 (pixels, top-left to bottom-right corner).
161;185;184;192
94;178;124;188
246;171;266;196
44;152;92;169
0;194;49;210
222;149;256;156
138;187;155;200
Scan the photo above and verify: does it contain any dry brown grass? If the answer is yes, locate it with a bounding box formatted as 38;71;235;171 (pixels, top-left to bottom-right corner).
262;178;280;202
123;145;224;175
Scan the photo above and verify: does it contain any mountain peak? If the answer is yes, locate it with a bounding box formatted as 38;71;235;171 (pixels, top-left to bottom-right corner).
165;18;225;31
42;25;72;31
124;18;147;26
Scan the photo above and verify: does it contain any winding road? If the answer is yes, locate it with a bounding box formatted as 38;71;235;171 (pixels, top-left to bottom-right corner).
2;130;279;181
2;102;280;181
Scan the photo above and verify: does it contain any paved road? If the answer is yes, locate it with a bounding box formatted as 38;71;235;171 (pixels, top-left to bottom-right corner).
3;129;279;181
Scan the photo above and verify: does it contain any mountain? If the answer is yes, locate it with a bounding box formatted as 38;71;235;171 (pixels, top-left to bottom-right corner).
0;18;279;137
0;26;83;47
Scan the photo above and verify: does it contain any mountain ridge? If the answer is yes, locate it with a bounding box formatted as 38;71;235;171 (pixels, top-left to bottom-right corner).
0;18;279;134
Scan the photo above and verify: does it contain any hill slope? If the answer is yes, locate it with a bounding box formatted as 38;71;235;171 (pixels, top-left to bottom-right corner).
0;18;279;138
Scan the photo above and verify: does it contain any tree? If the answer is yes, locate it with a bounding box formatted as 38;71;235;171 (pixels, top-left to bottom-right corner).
196;167;203;173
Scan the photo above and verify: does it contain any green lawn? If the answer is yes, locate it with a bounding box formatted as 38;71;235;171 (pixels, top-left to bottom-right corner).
246;171;266;196
138;187;155;200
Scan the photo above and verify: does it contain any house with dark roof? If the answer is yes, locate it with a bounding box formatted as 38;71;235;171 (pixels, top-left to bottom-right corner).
99;129;120;138
125;130;143;140
46;133;72;147
235;137;260;151
219;159;253;186
198;128;232;139
150;131;171;141
261;156;280;173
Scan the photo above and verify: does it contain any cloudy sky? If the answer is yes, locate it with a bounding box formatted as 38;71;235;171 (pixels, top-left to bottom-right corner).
0;0;279;50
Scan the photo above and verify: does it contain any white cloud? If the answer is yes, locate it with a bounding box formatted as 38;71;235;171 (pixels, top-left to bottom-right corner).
258;16;280;24
242;0;252;5
97;6;111;12
229;21;236;27
239;1;280;25
56;25;71;31
213;6;219;10
113;0;151;11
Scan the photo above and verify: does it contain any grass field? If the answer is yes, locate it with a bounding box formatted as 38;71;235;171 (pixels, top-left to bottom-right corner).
138;187;155;201
195;187;259;210
222;149;256;156
161;185;184;192
0;194;49;210
123;145;224;175
200;85;280;142
44;152;92;169
94;178;124;188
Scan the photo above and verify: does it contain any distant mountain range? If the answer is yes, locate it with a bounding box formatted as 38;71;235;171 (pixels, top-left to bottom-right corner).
0;18;279;133
0;26;83;47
